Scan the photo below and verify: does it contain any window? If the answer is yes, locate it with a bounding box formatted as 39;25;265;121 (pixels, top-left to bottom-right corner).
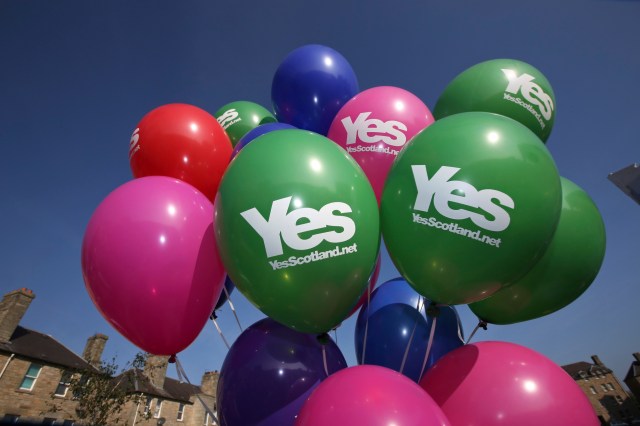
615;395;624;404
204;412;210;425
143;396;153;415
43;418;57;426
607;383;615;391
154;399;163;418
601;384;608;392
55;371;72;397
590;386;597;394
177;403;185;421
19;363;42;390
62;420;74;426
2;415;20;423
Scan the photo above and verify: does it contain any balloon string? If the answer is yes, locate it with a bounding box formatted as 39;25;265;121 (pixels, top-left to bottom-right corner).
360;280;374;365
399;297;424;375
224;287;243;333
174;356;220;426
465;319;488;344
210;316;230;350
419;315;438;380
322;345;329;377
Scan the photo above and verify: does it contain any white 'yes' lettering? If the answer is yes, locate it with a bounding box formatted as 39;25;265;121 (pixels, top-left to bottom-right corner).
412;165;514;232
241;197;356;258
341;112;407;147
502;69;554;121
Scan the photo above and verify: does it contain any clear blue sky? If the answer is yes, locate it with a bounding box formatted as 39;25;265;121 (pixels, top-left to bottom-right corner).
1;0;639;386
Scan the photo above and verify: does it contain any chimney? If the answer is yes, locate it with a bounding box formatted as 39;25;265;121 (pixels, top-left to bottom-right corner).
82;334;109;368
144;355;169;389
633;353;640;363
0;288;35;342
591;355;603;366
200;371;219;395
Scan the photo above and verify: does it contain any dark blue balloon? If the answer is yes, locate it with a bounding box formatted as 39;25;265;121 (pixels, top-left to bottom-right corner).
232;123;296;159
217;318;347;426
271;44;359;135
213;276;235;312
354;277;464;382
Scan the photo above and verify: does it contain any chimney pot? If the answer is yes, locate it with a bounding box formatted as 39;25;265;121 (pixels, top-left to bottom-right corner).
591;355;603;366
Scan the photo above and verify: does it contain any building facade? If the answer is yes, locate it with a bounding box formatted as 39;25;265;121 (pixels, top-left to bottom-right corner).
0;288;219;425
624;353;640;403
562;355;640;425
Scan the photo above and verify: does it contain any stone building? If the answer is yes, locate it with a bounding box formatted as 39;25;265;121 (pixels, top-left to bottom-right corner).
562;355;640;425
624;353;640;403
0;288;220;425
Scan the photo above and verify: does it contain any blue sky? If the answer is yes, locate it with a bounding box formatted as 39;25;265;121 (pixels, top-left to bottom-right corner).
1;0;639;387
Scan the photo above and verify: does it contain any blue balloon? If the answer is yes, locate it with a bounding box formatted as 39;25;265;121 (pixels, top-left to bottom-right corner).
218;318;347;426
212;276;235;313
354;277;464;382
232;123;296;159
271;44;359;135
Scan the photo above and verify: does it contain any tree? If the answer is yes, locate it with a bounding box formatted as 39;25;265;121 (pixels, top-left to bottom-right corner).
45;353;153;425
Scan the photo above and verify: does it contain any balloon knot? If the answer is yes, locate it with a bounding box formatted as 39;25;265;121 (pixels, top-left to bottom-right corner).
168;355;176;364
426;302;440;318
480;320;488;330
316;333;331;345
210;312;218;320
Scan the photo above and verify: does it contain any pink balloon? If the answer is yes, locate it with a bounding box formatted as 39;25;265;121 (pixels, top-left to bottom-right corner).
295;365;451;426
81;177;225;355
327;86;434;203
420;341;599;426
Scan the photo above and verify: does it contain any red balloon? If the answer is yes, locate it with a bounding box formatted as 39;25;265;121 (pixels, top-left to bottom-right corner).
420;341;599;426
296;365;450;426
129;103;232;202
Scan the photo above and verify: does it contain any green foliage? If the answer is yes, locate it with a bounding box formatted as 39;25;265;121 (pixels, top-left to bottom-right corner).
46;352;153;426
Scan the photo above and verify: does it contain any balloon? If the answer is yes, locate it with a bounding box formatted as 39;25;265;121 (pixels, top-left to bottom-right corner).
354;277;464;382
214;100;277;147
381;112;562;305
469;177;606;324
214;129;380;333
271;44;359;135
420;341;599;426
217;318;346;426
232;122;296;159
295;365;451;426
434;59;556;142
81;177;225;355
129;103;232;202
344;254;381;319
213;276;236;313
328;86;434;202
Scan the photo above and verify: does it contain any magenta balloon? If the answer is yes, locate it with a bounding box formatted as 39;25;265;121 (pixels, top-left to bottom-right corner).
420;341;599;426
81;177;225;355
328;86;434;203
295;365;450;426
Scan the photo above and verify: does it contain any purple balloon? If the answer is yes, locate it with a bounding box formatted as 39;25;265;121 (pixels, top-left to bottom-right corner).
231;122;296;159
217;318;347;426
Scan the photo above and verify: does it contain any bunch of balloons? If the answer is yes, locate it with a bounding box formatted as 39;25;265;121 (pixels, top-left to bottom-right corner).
80;44;606;425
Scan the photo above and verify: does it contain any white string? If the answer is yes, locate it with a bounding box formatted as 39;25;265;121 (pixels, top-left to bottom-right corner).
223;286;243;332
465;320;487;344
418;314;438;380
174;356;220;425
321;345;329;377
399;297;424;375
210;316;230;350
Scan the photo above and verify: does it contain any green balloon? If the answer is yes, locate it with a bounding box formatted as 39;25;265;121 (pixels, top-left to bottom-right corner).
214;101;277;146
469;177;606;324
381;112;562;305
434;59;556;142
214;129;380;333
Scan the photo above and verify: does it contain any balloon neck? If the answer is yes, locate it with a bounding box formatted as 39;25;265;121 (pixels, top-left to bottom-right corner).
316;333;331;345
480;320;488;330
426;302;440;318
168;355;177;364
210;312;218;320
